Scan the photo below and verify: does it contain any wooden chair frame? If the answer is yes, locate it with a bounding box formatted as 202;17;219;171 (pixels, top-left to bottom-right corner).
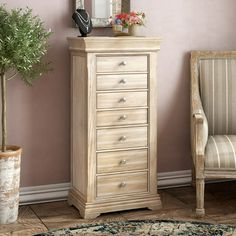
190;51;236;216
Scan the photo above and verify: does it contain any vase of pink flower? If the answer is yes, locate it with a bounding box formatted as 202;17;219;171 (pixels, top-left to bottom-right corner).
112;11;145;36
129;11;145;36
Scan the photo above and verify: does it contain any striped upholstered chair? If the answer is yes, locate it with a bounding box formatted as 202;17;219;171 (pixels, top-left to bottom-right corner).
191;51;236;216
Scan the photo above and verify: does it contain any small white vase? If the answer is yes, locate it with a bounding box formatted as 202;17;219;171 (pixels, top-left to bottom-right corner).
129;25;144;37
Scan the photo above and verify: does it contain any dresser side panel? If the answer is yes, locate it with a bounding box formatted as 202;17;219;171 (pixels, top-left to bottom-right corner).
86;53;97;202
149;51;159;194
71;54;87;197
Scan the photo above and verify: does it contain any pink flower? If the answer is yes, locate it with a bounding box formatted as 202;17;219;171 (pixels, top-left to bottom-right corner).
112;11;145;27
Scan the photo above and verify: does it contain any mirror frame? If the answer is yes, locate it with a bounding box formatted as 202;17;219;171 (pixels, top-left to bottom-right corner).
75;0;130;28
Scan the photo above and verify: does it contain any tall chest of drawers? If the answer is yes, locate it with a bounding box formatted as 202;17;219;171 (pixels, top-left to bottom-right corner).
68;37;162;219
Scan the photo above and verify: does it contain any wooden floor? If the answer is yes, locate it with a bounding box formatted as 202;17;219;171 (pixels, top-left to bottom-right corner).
1;181;236;235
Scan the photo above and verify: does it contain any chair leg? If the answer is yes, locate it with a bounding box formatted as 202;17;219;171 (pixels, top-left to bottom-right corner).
196;178;205;217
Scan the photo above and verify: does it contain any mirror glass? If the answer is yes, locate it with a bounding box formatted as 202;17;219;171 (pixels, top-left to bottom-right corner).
85;0;111;19
75;0;130;27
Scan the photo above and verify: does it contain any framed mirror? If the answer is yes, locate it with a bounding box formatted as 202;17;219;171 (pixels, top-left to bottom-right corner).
75;0;130;27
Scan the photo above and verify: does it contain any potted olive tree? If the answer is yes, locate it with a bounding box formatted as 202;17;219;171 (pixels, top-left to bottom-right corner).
0;5;51;224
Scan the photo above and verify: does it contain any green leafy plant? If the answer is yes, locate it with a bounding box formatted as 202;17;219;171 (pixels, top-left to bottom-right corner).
0;5;52;152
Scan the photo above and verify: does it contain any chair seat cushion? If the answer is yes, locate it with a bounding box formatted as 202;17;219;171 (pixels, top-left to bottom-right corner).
205;135;236;169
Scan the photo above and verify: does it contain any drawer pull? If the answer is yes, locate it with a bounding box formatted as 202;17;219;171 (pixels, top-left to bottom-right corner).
119;97;127;103
119;182;126;188
119;79;127;84
119;136;127;142
119;115;127;120
120;61;127;66
120;159;127;165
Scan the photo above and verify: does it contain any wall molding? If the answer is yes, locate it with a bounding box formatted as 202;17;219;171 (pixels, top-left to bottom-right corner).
158;169;192;189
20;183;71;205
20;170;192;205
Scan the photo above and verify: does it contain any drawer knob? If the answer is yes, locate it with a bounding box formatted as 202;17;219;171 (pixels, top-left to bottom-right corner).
119;182;126;188
120;61;127;66
119;136;127;142
120;159;127;165
119;115;127;120
119;97;127;103
119;79;127;84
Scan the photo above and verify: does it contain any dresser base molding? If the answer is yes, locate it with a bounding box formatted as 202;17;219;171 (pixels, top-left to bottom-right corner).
68;188;162;219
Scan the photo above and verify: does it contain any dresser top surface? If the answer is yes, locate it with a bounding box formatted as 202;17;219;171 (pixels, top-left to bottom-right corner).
67;36;162;52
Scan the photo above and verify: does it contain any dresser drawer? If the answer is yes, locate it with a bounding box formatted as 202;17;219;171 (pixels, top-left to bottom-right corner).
97;92;147;109
97;55;147;73
97;149;148;174
97;126;147;150
97;172;148;197
97;109;147;127
97;74;147;91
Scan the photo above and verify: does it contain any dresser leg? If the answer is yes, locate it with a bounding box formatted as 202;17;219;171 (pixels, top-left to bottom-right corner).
67;198;73;206
148;205;162;211
80;210;101;219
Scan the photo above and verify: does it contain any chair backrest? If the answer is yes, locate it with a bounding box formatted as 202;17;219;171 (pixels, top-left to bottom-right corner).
195;51;236;135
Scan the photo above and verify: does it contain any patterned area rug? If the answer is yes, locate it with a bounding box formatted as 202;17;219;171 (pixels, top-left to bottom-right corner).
35;220;236;236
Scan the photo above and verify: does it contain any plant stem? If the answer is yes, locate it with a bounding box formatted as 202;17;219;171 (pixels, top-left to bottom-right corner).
1;72;6;152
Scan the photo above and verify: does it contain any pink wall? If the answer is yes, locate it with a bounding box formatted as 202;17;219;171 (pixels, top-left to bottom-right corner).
131;0;236;172
1;0;236;187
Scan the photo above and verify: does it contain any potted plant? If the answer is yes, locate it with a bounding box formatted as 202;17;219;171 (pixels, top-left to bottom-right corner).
0;5;51;224
112;11;145;36
128;11;145;36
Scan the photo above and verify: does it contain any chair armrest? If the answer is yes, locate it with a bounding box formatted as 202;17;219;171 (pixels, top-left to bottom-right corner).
191;97;208;159
193;110;204;124
191;52;208;158
191;77;205;124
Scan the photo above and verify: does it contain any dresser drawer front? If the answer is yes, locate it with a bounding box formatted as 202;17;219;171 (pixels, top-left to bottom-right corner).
97;149;148;174
97;127;147;150
97;172;148;197
97;92;147;109
97;74;147;91
97;109;147;127
97;56;147;73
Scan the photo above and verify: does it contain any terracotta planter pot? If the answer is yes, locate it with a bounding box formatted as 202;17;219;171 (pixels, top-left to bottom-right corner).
0;146;22;224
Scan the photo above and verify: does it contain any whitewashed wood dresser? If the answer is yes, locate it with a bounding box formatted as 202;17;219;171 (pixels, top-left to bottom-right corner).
68;37;162;219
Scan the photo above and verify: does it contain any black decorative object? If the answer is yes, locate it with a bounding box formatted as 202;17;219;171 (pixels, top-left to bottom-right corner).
72;9;92;37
